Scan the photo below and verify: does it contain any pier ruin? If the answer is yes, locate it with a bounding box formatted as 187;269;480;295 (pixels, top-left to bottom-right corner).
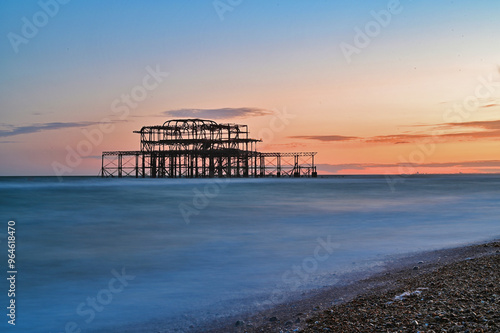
100;119;317;178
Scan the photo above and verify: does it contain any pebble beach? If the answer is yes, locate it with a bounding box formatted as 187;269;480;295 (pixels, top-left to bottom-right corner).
205;240;500;333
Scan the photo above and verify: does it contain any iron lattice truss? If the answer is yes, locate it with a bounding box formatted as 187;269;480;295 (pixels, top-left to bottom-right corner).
100;119;317;178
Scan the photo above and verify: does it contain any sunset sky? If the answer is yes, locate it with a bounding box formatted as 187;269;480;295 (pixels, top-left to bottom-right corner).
1;0;500;175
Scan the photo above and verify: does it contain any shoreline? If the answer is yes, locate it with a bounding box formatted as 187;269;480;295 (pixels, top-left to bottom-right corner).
202;238;500;333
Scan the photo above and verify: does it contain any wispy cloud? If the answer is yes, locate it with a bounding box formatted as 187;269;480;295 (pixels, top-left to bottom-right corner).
365;130;500;144
413;160;500;168
365;134;429;144
481;103;499;108
162;107;273;119
0;121;101;138
450;119;500;130
260;142;308;150
294;119;500;145
290;135;359;142
0;118;128;138
318;160;500;173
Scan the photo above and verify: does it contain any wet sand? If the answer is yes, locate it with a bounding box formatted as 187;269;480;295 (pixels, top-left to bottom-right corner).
202;239;500;333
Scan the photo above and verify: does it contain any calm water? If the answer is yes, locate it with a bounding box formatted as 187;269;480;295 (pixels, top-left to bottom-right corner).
0;175;499;332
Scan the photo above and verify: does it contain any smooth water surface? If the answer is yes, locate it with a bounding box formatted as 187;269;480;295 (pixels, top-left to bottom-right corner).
0;175;499;332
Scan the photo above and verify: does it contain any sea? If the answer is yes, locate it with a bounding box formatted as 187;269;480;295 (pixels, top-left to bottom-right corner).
0;175;499;332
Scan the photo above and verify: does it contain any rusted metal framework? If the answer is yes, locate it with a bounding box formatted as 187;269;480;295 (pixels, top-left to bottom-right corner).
100;119;317;178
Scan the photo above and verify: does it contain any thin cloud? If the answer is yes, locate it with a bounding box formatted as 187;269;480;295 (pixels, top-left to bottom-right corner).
290;135;359;142
481;103;498;108
367;130;500;144
260;142;308;150
415;160;500;168
366;134;429;143
296;119;500;145
448;120;500;130
0;121;101;138
162;107;273;119
318;160;500;173
366;120;500;143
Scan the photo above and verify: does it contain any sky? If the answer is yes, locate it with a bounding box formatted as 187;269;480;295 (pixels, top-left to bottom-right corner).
1;0;500;175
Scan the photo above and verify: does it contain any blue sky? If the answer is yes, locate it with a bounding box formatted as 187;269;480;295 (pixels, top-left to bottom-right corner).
1;0;500;175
